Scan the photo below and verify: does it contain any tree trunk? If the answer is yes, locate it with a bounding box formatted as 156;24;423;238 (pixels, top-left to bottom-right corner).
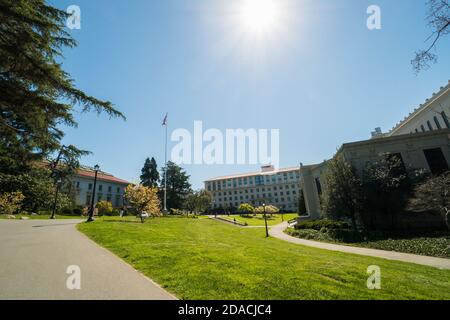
350;212;357;232
444;208;450;232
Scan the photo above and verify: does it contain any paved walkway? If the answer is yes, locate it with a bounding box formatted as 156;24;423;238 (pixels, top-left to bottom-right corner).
0;219;176;300
270;222;450;270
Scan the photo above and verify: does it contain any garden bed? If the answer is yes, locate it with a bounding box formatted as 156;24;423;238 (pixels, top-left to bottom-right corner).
286;227;450;259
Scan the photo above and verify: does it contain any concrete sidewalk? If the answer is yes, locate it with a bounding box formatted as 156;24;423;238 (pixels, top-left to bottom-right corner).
0;219;177;300
270;222;450;270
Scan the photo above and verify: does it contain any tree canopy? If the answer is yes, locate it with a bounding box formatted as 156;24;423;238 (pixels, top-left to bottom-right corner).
413;0;449;73
0;0;124;174
140;157;160;188
160;161;192;210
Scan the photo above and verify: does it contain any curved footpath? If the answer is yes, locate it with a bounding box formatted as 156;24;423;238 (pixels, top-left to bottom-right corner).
269;222;450;270
0;219;176;300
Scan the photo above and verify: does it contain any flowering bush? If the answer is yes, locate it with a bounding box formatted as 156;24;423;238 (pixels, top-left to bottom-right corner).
0;192;25;215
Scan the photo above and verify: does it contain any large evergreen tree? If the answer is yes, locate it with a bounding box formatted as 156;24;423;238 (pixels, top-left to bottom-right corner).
140;157;160;188
160;161;192;210
0;0;125;175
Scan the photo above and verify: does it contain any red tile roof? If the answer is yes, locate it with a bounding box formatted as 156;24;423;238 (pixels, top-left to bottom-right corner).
75;169;131;185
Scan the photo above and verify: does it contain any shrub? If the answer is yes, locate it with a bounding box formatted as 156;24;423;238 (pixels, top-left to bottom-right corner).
72;207;83;216
0;192;25;215
62;208;73;215
295;219;351;231
96;201;113;216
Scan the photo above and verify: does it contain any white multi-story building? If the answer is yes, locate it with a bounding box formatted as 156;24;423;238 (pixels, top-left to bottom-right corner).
72;166;131;208
205;165;301;212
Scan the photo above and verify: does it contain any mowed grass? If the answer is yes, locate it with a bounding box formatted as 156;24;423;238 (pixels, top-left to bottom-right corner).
78;217;450;300
220;214;299;226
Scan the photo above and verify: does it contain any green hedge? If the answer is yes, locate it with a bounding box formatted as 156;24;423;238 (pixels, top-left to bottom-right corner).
295;219;351;231
286;227;450;258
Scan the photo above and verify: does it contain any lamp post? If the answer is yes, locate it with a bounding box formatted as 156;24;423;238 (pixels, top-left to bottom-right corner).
263;202;269;238
50;178;62;220
87;164;100;223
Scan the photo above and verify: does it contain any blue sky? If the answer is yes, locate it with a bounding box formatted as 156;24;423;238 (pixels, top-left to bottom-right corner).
54;0;450;189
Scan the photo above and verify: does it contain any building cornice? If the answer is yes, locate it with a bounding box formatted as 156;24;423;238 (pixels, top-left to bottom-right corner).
389;80;450;135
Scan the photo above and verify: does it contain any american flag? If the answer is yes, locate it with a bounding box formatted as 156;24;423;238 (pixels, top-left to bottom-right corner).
162;113;168;126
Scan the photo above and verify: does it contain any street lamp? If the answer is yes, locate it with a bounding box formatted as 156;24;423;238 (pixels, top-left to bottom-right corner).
263;202;269;238
50;178;62;220
87;164;100;223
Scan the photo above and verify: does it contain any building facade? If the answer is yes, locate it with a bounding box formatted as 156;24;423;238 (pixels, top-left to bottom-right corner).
205;165;301;212
300;80;450;219
72;167;131;208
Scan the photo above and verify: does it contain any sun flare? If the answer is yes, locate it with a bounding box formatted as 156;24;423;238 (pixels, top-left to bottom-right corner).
239;0;279;33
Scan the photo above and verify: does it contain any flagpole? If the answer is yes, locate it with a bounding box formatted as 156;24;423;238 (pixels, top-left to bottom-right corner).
163;114;168;214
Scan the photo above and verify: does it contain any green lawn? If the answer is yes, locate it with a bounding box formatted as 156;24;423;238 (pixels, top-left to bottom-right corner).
78;216;450;300
218;214;298;226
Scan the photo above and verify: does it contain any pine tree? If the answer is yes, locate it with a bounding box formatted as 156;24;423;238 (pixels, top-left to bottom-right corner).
0;0;125;175
140;157;160;188
160;161;192;210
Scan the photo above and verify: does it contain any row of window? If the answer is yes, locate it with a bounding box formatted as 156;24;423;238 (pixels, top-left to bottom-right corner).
213;184;299;197
76;181;122;194
215;194;297;203
413;111;450;134
206;171;300;191
85;193;123;207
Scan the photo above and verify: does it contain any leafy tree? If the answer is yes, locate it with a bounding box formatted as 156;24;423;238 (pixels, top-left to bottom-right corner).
409;171;450;231
0;191;25;215
323;156;364;232
125;185;161;223
160;161;192;210
412;0;449;73
96;200;113;216
140;157;160;188
361;154;424;230
255;205;279;215
0;168;54;212
184;190;212;215
238;203;255;216
0;0;125;175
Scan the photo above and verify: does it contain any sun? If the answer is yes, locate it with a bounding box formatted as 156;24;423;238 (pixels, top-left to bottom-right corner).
239;0;279;33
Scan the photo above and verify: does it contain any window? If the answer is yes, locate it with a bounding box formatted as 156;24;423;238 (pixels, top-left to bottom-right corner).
427;121;433;131
86;193;91;206
99;185;103;192
115;195;121;207
421;125;426;133
315;178;322;196
108;186;112;193
88;183;93;190
442;112;450;129
117;187;120;193
434;116;442;129
423;148;449;175
76;181;80;188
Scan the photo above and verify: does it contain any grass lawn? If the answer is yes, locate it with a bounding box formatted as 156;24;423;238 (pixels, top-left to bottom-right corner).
78;216;450;300
0;214;82;220
218;214;298;226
